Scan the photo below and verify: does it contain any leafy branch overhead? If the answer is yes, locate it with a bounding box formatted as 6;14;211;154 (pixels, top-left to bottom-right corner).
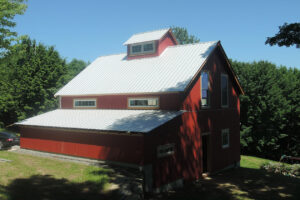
0;0;27;52
265;22;300;48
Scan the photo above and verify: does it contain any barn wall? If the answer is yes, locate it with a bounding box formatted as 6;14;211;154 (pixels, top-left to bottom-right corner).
61;92;182;110
181;45;241;173
141;46;241;189
20;126;144;165
145;112;202;188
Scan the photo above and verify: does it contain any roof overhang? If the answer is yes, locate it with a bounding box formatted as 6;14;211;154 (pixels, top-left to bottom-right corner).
16;109;184;133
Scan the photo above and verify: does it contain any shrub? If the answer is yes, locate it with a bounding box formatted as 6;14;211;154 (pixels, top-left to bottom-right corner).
260;162;299;177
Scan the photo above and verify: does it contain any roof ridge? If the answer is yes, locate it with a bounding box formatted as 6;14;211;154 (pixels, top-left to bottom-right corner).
167;40;219;48
95;40;219;60
96;52;126;59
130;28;170;37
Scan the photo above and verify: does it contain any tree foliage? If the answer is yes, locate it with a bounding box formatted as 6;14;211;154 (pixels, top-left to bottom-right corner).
231;60;300;159
0;37;67;126
0;0;27;52
265;23;300;48
172;27;200;44
65;59;87;83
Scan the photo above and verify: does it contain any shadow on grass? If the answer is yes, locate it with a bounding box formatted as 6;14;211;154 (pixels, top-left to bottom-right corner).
0;174;120;200
91;164;144;199
151;167;300;200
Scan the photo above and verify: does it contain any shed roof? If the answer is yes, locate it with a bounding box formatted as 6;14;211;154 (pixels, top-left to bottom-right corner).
16;109;184;133
123;28;170;45
55;41;219;96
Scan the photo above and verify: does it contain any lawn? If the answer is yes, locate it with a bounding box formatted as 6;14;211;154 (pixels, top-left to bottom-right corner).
1;151;300;200
0;151;119;200
153;155;300;200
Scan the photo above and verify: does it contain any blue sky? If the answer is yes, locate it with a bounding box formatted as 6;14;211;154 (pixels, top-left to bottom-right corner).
14;0;299;68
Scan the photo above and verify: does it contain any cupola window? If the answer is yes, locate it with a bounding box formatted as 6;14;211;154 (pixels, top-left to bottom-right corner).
130;41;155;55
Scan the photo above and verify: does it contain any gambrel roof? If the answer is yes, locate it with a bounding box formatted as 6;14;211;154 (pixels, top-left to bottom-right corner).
55;41;219;96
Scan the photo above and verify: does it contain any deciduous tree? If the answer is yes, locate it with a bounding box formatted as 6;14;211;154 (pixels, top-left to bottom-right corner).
0;0;27;53
265;23;300;48
0;37;67;126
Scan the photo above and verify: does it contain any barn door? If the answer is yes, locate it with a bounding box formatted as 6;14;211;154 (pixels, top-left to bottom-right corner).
202;134;209;173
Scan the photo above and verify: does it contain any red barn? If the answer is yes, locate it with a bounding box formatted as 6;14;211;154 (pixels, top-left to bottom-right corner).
16;28;244;192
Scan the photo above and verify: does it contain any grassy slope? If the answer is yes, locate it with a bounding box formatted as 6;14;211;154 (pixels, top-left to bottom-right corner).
241;155;280;169
157;155;300;200
1;151;299;200
0;151;115;199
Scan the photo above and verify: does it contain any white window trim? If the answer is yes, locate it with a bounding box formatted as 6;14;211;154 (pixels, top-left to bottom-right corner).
221;129;230;148
73;99;97;108
128;97;159;108
157;143;175;158
59;96;62;109
201;71;210;108
221;73;229;108
130;41;156;55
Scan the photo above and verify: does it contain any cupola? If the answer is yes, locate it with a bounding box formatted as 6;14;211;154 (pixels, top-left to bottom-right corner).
123;28;178;60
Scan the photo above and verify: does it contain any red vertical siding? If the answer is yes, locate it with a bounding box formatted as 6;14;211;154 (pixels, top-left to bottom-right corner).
157;32;176;55
149;46;241;188
20;127;144;165
181;46;241;172
61;92;182;110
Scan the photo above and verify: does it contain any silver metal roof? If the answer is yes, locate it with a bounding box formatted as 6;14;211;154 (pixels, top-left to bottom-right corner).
55;41;218;96
123;28;170;45
16;109;184;133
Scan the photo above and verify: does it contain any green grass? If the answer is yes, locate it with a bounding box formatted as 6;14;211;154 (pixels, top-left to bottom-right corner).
0;151;116;200
1;151;299;200
241;155;281;169
156;155;300;200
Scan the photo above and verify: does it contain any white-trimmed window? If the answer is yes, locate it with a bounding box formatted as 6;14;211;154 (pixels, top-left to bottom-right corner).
74;99;96;108
221;74;229;107
128;97;159;108
157;143;175;158
221;129;229;148
201;71;210;107
130;41;155;55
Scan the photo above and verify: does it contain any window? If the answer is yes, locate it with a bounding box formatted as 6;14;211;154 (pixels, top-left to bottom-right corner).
143;43;154;52
132;45;142;53
222;129;229;148
221;74;228;107
201;71;210;107
157;143;175;158
74;99;96;108
130;41;155;55
128;97;159;108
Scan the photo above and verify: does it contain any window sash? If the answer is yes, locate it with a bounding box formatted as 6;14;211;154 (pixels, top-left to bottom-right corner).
128;98;159;108
201;71;210;107
74;99;96;108
222;129;229;148
130;41;155;55
221;74;228;107
157;143;175;158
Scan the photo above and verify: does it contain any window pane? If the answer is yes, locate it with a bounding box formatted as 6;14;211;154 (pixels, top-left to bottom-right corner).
201;72;209;106
222;130;229;147
75;100;96;107
129;98;158;107
202;73;209;89
143;43;154;52
221;75;228;106
202;90;207;98
132;45;142;53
